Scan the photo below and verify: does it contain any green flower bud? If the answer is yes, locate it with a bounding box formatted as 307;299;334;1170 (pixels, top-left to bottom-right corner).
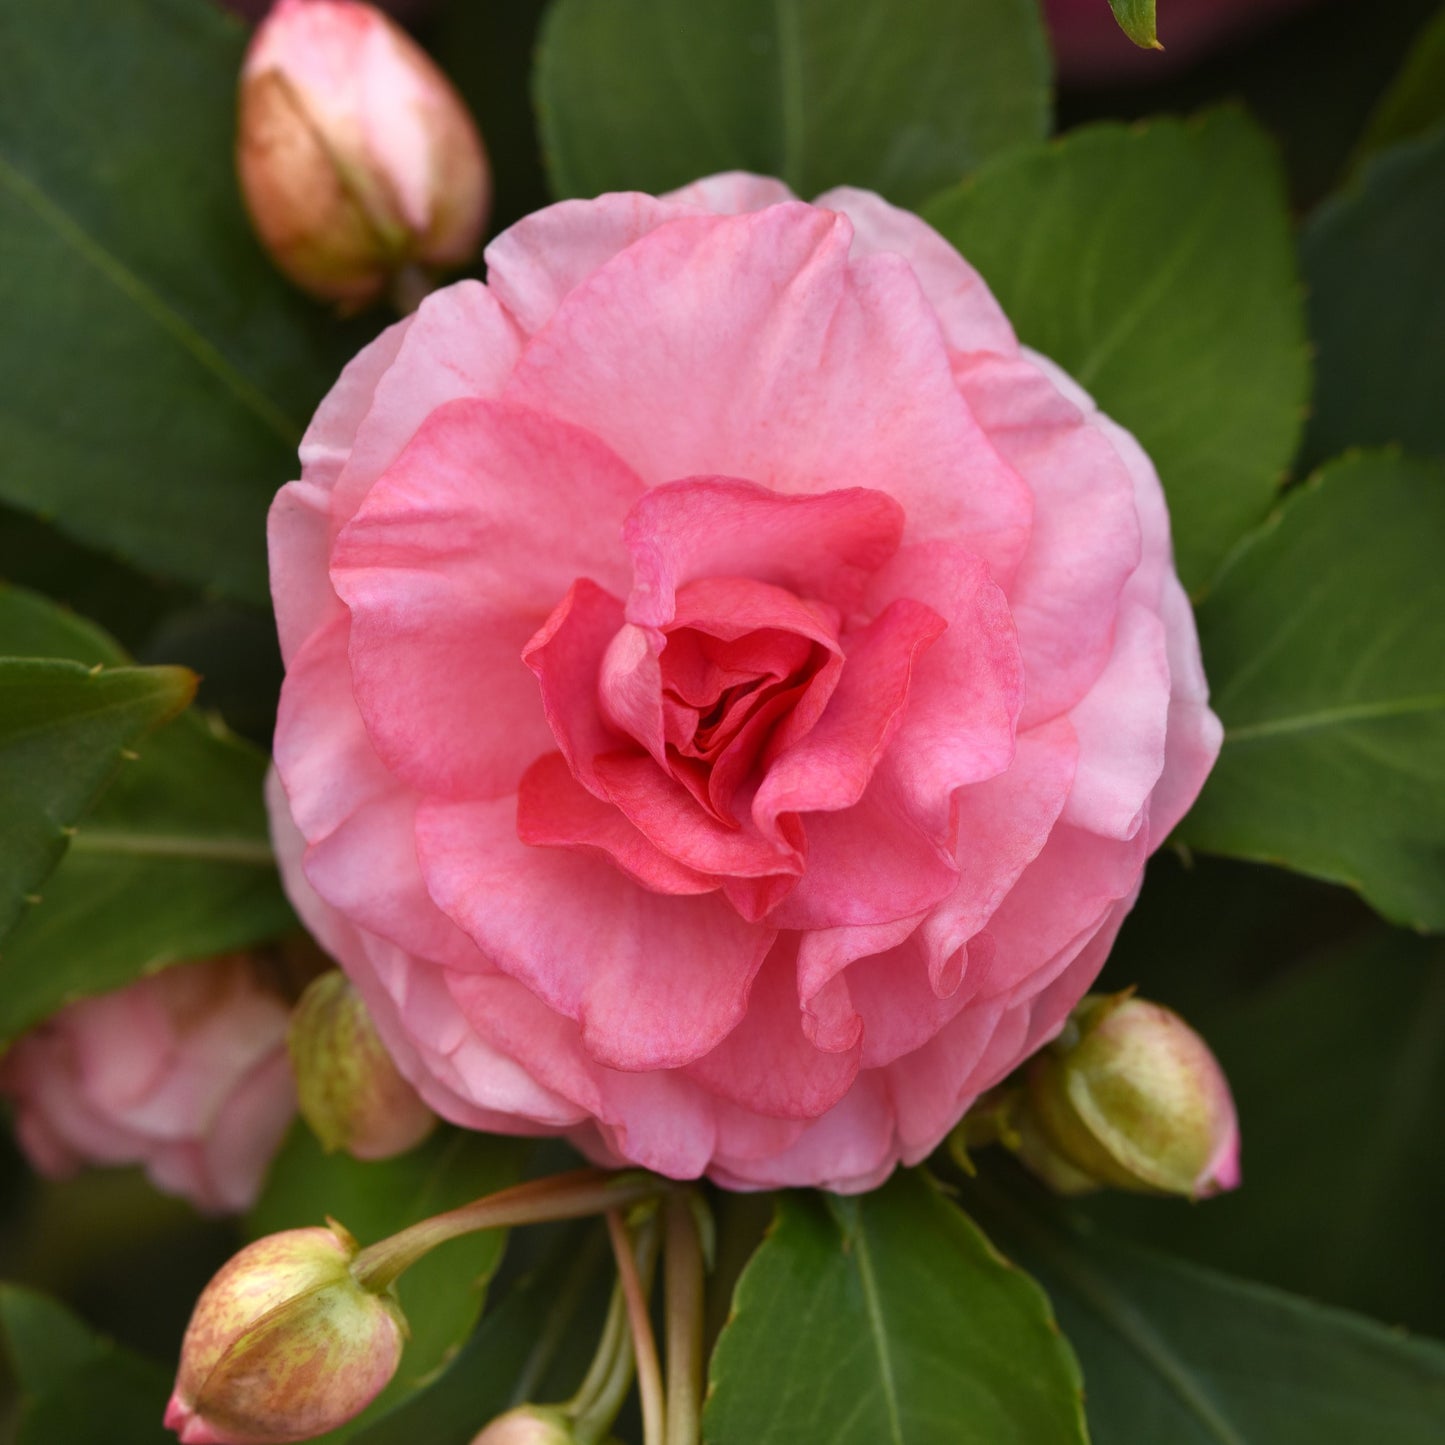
166;1220;406;1443
1016;991;1240;1199
289;971;436;1160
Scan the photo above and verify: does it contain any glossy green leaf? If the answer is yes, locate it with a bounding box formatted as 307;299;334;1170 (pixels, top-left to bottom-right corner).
1356;5;1445;158
0;586;293;1039
1108;1;1160;50
1301;126;1445;467
967;1171;1445;1445
922;111;1309;593
704;1170;1087;1445
0;1284;173;1445
1179;451;1445;930
0;654;193;945
535;0;1049;207
248;1125;531;1442
0;0;370;603
1086;926;1445;1336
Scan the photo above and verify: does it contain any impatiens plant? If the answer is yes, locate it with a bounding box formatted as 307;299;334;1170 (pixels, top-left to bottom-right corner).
0;1;1442;1443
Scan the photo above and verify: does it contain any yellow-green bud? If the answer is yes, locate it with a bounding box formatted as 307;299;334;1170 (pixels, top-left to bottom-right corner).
165;1220;406;1443
289;971;436;1160
1016;991;1240;1199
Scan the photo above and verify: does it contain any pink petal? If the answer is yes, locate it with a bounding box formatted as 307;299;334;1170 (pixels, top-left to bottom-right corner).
485;192;696;336
524;579;631;792
1061;601;1171;840
954;350;1141;727
769;766;960;931
975;824;1148;1006
916;717;1080;992
331;281;524;527
506;205;1032;584
753;598;946;830
1148;575;1224;845
709;1074;897;1193
814;186;1017;357
416;796;775;1069
517;751;717;895
663;172;797;214
591;752;802;893
273;617;395;846
685;938;860;1119
332;400;645;800
622;478;904;628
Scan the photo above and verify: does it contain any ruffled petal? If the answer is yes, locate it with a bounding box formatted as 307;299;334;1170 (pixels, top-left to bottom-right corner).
416;796;775;1069
332;400;644;800
506;204;1032;583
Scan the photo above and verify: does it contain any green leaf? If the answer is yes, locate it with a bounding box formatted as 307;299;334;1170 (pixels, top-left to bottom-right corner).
0;586;293;1039
922;111;1309;593
535;0;1049;208
1356;5;1445;159
1179;451;1445;930
0;1284;174;1445
429;0;553;237
248;1124;531;1442
0;0;370;603
966;1170;1445;1445
1107;1;1160;51
1300;126;1445;468
0;1284;108;1395
0;655;194;945
1085;926;1445;1336
703;1170;1087;1445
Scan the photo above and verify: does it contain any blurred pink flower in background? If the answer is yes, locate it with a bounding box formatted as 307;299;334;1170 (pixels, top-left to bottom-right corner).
267;174;1221;1192
0;955;296;1214
1046;0;1316;83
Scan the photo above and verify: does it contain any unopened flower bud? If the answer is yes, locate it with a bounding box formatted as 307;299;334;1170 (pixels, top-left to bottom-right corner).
165;1220;406;1443
470;1405;578;1445
1015;991;1240;1199
289;971;436;1159
237;0;489;307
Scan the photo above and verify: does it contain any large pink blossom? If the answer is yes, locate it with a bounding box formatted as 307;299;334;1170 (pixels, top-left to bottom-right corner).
267;175;1220;1191
0;956;296;1214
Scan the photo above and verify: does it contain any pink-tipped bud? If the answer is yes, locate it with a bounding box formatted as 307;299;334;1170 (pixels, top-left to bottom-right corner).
289;971;436;1160
1015;991;1240;1200
470;1406;578;1445
237;0;489;307
165;1220;406;1443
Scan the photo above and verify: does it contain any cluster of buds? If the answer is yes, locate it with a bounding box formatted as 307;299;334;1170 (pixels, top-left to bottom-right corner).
973;990;1240;1199
237;0;489;309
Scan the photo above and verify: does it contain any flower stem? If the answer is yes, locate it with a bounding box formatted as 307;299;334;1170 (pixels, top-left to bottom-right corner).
663;1192;705;1445
608;1208;666;1445
349;1169;664;1293
570;1217;660;1445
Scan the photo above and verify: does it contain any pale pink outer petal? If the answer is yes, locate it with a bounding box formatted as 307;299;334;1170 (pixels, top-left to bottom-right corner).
813;186;1018;357
954;350;1141;727
504;205;1033;584
331;400;644;800
663;172;798;215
